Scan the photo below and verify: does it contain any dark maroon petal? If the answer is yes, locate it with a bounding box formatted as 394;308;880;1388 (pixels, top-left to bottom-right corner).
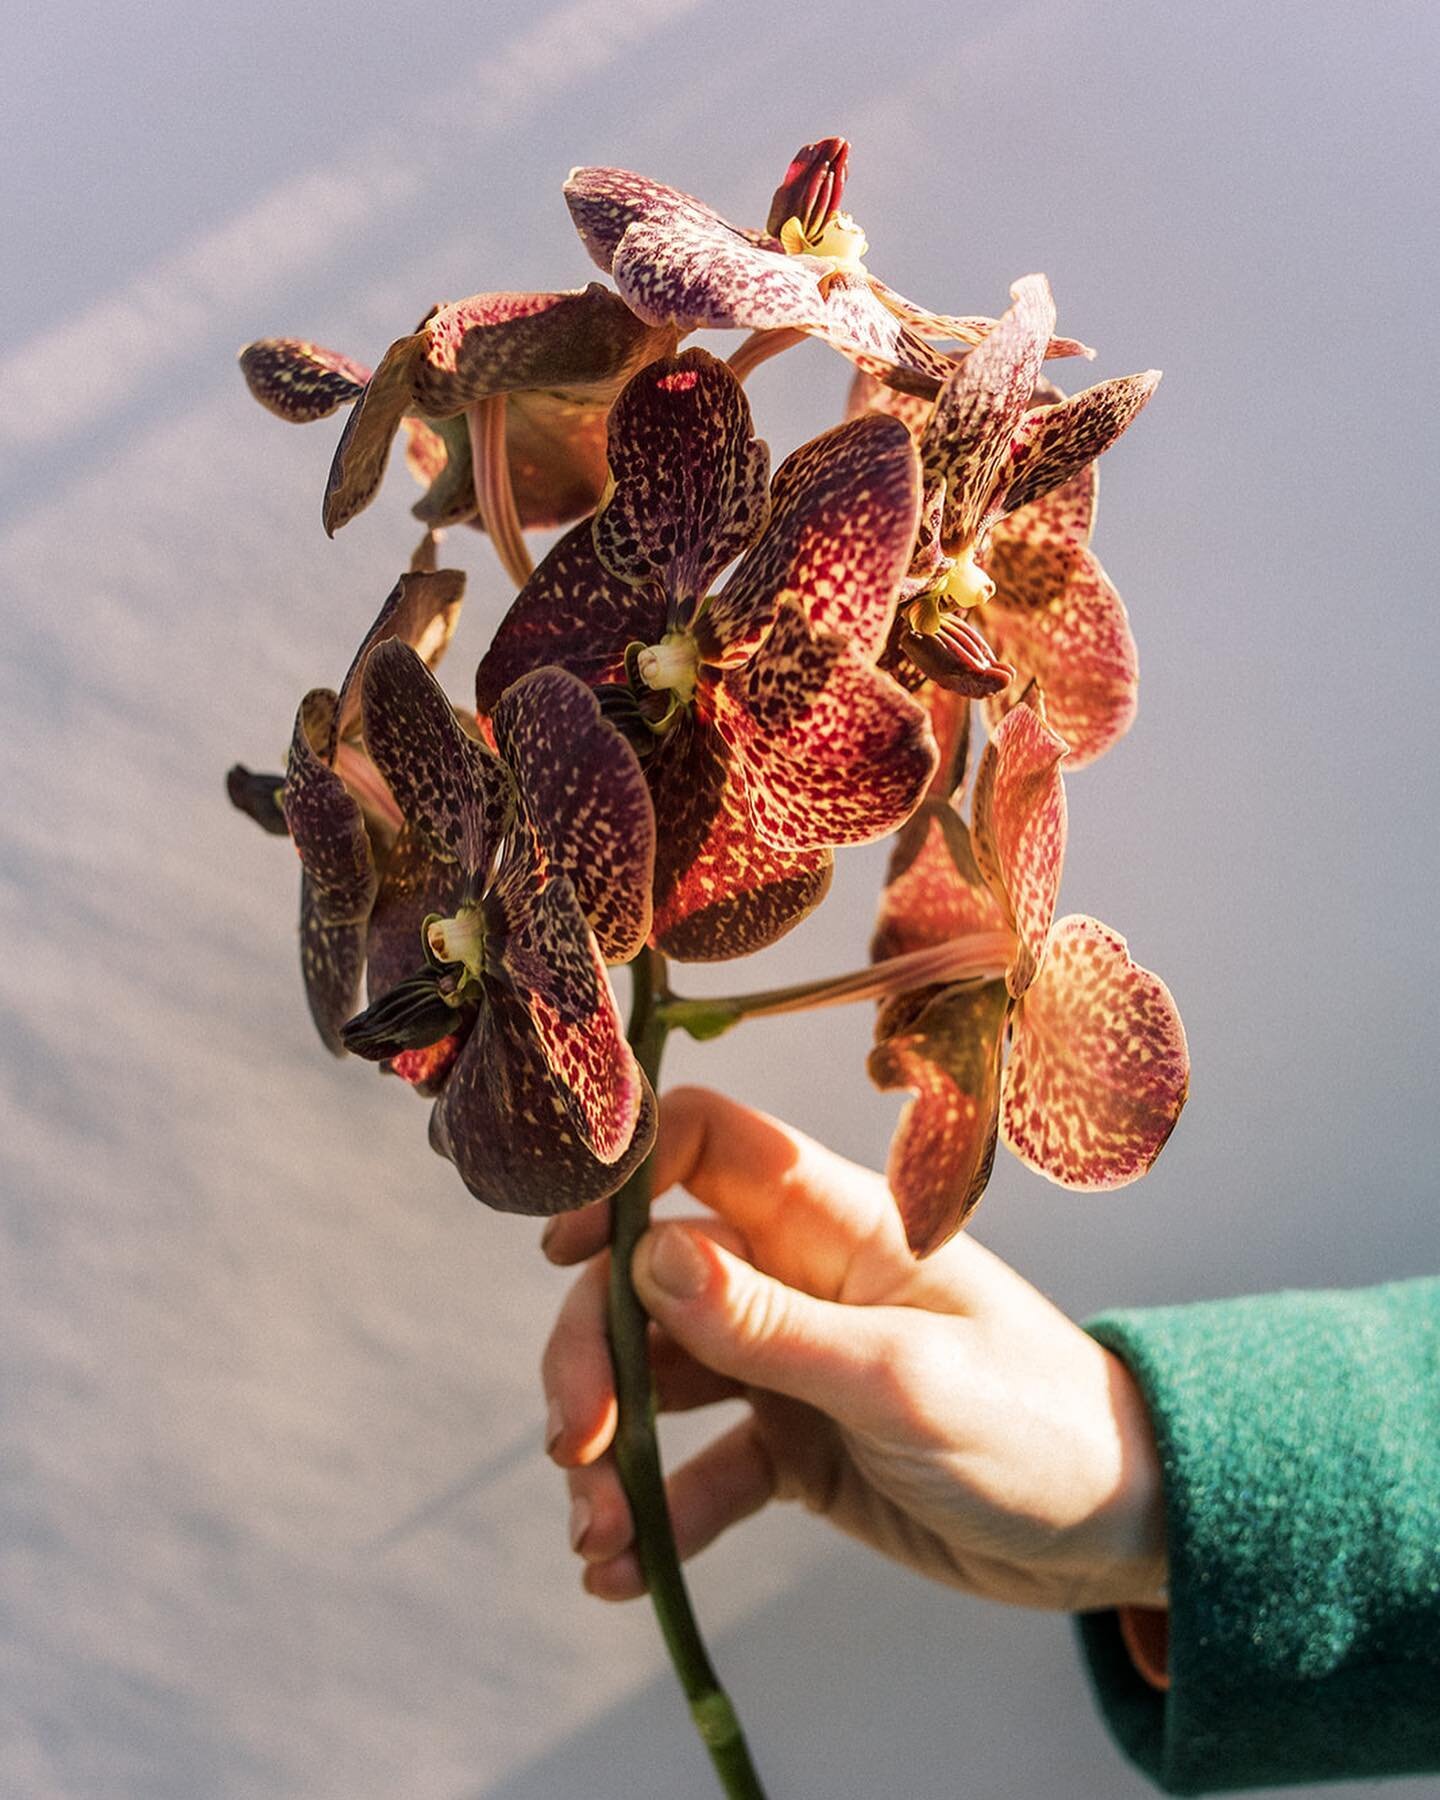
365;820;460;1002
492;668;656;963
647;706;831;960
921;275;1056;551
361;641;510;878
226;764;288;835
721;604;937;852
709;414;920;666
869;978;1011;1255
323;330;426;535
1000;371;1161;519
239;338;371;421
282;689;379;1053
430;985;656;1215
594;350;770;618
334;568;465;744
476;523;666;713
766;137;850;239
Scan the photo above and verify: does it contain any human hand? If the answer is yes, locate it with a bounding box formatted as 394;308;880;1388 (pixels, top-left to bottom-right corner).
541;1087;1167;1613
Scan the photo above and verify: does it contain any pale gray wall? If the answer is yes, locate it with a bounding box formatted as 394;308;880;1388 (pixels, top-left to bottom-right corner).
2;2;1437;1795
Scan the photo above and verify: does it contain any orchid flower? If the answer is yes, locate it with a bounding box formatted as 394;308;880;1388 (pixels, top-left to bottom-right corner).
227;565;466;1051
869;697;1188;1255
851;277;1157;749
339;640;658;1213
240;284;675;581
565;139;1090;399
476;348;938;959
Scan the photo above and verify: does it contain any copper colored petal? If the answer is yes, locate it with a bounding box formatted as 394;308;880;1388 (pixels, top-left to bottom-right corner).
1002;915;1189;1189
594;350;770;616
334;567;465;744
926;686;973;801
712;414;920;665
971;699;1068;996
869;978;1011;1255
476;522;667;712
1001;371;1160;519
324;330;426;535
361;641;510;879
492;668;656;963
872;799;1007;962
503;389;612;530
430;985;657;1215
239;338;371;421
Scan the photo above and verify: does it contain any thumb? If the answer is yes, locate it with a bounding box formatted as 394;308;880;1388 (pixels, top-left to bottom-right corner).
633;1224;900;1430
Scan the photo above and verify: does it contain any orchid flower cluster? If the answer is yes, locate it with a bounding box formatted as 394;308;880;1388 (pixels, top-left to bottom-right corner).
231;138;1188;1796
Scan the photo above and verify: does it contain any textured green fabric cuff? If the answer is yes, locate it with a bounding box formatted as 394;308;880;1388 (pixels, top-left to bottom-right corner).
1076;1278;1440;1795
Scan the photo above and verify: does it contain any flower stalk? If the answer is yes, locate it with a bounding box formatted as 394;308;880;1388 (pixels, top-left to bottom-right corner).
608;949;769;1800
468;393;536;590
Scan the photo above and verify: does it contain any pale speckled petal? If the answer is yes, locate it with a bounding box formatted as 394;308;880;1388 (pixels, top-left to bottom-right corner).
871;799;1008;962
970;699;1068;996
1001;371;1160;519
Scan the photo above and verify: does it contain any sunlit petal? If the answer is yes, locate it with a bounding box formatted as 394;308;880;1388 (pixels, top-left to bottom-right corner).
1001;370;1160;519
970;698;1068;995
872;799;1008;961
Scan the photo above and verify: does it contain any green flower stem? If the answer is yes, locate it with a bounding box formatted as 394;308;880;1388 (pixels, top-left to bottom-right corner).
608;948;769;1800
657;928;1014;1041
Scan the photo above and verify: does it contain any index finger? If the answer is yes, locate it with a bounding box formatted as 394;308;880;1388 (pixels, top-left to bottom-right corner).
543;1085;905;1298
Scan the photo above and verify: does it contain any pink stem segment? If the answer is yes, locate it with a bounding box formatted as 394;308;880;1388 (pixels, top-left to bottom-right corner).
467;394;535;590
726;328;807;384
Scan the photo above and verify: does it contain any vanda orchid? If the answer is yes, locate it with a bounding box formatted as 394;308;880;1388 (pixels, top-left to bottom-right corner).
229;132;1188;1798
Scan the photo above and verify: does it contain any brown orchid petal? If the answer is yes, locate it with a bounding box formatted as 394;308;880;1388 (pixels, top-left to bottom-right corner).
721;603;936;852
926;686;973;801
282;690;379;1053
491;668;655;964
844;366;933;439
361;641;510;878
594;350;770;616
364;820;458;1003
869;978;1011;1255
922;275;1057;552
1001;371;1160;519
333;568;465;744
323;330;426;535
872;799;1008;962
971;699;1068;996
430;985;656;1215
710;414;920;666
647;707;832;960
503;389;612;529
476;522;666;713
1002;915;1189;1189
866;280;1094;362
488;852;643;1162
402;417;449;491
408;414;480;529
980;526;1138;769
239;338;371;422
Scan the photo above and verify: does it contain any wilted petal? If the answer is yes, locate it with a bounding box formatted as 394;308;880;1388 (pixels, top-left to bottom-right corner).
722;603;936;852
980;522;1138;769
1001;371;1160;519
492;668;655;963
869;979;1011;1255
283;690;378;1053
476;522;666;711
1001;915;1188;1189
324;330;426;534
971;700;1068;996
647;708;831;959
334;567;465;743
239;338;370;421
361;641;510;877
872;800;1008;962
431;985;656;1215
711;414;920;664
922;275;1057;551
594;350;770;616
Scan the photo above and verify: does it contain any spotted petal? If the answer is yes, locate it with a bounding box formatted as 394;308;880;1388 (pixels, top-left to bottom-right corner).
869;979;1011;1255
324;330;426;534
334;567;465;744
1001;371;1160;519
364;821;459;1003
922;275;1056;551
492;668;655;963
710;414;920;665
866;279;1094;363
283;689;378;1053
430;985;656;1215
721;602;936;852
593;350;770;618
647;707;832;960
1002;915;1188;1189
361;641;510;878
239;338;370;421
971;700;1068;996
476;522;666;711
980;518;1138;769
872;799;1007;962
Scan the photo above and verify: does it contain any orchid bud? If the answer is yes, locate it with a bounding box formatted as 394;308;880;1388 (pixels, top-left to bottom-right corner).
766;137;850;240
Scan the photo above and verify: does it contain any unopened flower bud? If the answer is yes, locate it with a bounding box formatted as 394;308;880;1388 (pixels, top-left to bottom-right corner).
766;137;850;240
226;764;289;836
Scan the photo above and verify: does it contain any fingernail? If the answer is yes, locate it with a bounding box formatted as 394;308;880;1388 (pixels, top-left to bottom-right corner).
568;1495;592;1554
544;1397;565;1456
645;1227;709;1301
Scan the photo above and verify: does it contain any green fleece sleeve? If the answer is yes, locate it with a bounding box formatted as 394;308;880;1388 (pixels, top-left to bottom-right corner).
1075;1277;1440;1795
